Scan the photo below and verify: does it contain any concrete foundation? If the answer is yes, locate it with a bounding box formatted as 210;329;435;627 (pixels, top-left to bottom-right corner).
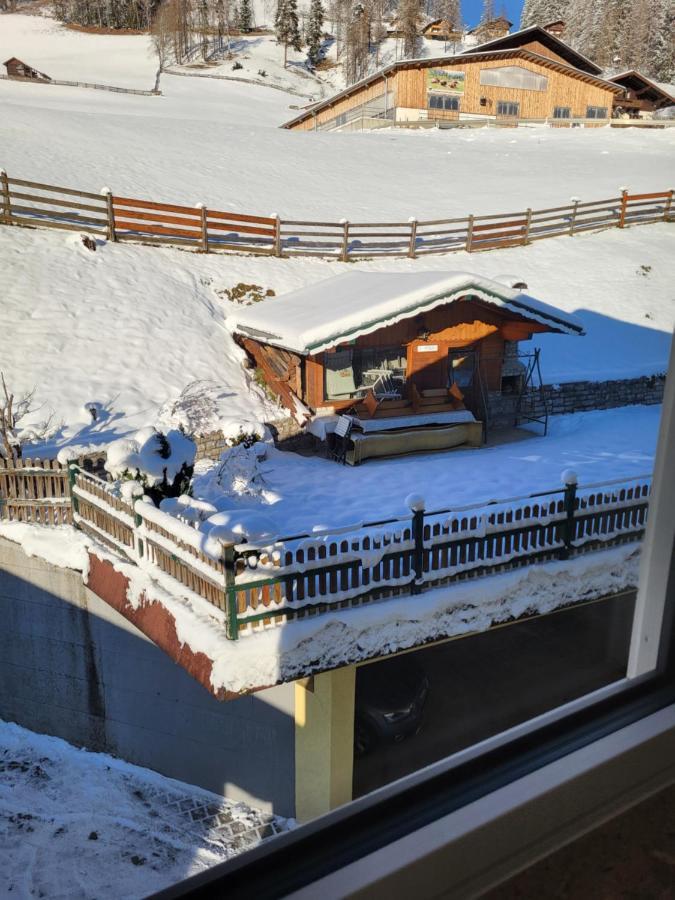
0;536;296;816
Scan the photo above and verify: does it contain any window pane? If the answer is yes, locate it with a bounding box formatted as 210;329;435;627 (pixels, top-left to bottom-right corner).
480;66;548;92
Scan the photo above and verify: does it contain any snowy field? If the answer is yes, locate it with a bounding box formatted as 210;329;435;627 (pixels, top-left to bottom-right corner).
1;46;674;219
0;14;157;88
0;719;289;898
2;222;672;458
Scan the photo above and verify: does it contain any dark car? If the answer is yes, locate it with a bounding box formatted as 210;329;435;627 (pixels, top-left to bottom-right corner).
354;654;429;757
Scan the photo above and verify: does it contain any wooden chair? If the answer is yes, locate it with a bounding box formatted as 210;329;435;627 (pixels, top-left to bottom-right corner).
330;415;354;464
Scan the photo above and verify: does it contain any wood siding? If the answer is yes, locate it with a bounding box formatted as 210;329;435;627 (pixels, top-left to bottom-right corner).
393;56;614;120
306;298;548;408
290;53;615;130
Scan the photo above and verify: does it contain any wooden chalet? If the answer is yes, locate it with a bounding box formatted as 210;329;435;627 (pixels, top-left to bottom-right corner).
543;20;565;38
468;16;512;42
609;71;675;116
231;272;583;464
3;57;51;81
421;19;463;42
283;26;623;131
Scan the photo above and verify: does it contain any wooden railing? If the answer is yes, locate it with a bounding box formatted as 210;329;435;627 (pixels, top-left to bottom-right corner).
0;456;72;525
0;459;652;638
1;169;671;259
0;73;160;95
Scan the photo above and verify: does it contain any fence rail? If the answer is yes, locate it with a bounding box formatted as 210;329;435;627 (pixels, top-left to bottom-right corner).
0;73;160;95
0;455;651;640
0;169;672;259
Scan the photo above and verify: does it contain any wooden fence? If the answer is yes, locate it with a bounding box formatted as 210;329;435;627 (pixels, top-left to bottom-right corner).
0;73;160;95
0;458;651;640
0;169;672;259
0;456;72;525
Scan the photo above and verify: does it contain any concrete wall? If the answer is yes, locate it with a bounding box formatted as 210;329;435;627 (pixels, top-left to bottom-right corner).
0;536;296;817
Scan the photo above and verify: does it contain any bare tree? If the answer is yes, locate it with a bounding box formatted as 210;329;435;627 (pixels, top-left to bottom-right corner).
0;374;53;460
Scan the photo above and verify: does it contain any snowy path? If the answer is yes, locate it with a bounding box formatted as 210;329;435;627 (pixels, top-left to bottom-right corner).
192;405;661;534
0;720;289;899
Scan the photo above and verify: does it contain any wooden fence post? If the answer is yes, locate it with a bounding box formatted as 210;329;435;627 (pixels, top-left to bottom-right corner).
465;214;474;252
618;188;629;228
407;494;426;594
1;169;11;223
224;543;239;639
664;189;674;222
559;469;578;559
101;188;116;242
272;213;282;257
523;208;532;244
67;465;80;517
568;197;579;235
340;218;349;261
195;203;208;252
408;217;418;258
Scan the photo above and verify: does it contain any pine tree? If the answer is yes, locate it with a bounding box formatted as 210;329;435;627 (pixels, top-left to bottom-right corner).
519;0;569;29
480;0;495;23
399;0;421;58
275;0;302;66
306;0;325;64
238;0;253;31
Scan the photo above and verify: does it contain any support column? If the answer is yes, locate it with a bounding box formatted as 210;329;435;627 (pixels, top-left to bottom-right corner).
294;664;356;822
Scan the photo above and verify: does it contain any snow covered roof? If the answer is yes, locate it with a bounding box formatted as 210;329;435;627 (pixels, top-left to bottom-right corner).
610;71;675;103
230;271;584;355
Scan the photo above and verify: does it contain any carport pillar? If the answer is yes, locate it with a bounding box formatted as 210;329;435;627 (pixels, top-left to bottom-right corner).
294;665;356;822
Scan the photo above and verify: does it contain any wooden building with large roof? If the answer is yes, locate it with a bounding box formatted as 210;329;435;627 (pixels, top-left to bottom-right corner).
230;272;583;463
282;26;623;131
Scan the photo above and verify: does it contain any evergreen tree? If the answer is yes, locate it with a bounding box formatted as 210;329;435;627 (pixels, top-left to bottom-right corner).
519;0;569;28
306;0;325;64
480;0;494;23
238;0;253;30
275;0;302;66
399;0;421;58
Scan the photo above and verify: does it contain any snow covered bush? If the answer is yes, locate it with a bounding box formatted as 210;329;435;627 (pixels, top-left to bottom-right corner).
105;427;196;507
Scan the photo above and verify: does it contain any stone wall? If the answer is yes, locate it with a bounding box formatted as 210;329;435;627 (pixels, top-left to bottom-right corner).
0;536;297;816
489;374;666;429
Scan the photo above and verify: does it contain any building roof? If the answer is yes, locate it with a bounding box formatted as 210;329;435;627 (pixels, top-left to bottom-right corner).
281;48;623;129
230;272;584;355
609;70;675;104
468;16;513;34
465;24;603;75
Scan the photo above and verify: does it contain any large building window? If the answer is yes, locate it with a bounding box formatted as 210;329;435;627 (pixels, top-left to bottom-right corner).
324;346;407;400
480;66;548;92
497;100;520;117
553;106;571;119
586;105;608;119
428;94;460;111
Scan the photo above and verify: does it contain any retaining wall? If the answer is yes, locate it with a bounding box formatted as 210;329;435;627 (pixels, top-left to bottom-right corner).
0;536;296;816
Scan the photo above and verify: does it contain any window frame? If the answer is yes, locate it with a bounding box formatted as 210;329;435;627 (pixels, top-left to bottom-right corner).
496;100;520;117
428;93;460;112
160;335;675;900
553;106;571;119
586;105;608;119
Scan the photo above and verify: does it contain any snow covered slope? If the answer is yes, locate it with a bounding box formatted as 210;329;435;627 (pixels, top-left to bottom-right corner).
1;223;672;456
0;14;157;88
1;63;674;219
0;719;289;898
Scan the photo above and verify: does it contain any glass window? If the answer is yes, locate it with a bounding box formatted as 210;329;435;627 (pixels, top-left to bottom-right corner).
553;106;571;119
586;106;608;119
497;101;520;116
324;345;407;400
428;94;459;111
480;66;548;92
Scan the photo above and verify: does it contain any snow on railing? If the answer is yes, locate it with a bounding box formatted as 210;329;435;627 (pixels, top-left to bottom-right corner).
0;167;672;260
0;460;652;639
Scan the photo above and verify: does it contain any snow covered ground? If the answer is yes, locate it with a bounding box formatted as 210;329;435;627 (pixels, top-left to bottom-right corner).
192;404;660;533
1;222;671;457
1;39;674;219
0;718;290;898
0;14;157;88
